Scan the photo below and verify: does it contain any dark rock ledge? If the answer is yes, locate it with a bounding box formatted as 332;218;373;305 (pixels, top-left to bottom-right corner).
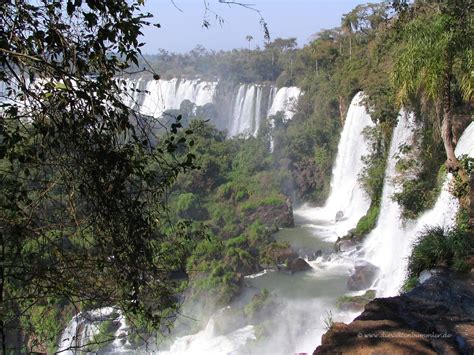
314;269;474;354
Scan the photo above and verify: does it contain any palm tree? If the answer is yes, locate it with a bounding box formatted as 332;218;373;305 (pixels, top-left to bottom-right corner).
246;35;253;50
392;1;473;169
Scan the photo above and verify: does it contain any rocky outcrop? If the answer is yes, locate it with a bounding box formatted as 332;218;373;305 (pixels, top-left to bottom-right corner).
335;230;364;252
287;257;312;273
245;201;294;228
314;270;474;354
336;290;376;312
296;247;322;261
347;262;379;291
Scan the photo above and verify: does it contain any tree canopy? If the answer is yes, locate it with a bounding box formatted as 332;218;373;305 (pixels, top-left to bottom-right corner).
0;0;199;352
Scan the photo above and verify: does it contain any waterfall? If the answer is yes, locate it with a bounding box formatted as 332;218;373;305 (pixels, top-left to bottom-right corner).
58;307;128;354
455;122;474;157
295;91;374;240
228;84;263;137
267;86;301;151
361;110;419;296
363;121;474;297
267;86;301;121
122;78;301;139
228;85;301;138
123;78;217;118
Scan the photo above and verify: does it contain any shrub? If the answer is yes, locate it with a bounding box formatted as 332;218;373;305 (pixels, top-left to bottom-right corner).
401;276;418;293
406;226;473;280
240;195;286;214
354;204;380;236
225;235;248;248
175;192;208;220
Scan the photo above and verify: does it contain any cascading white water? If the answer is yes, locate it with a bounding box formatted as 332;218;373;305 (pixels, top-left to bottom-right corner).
123;78;217;118
58;307;128;354
267;87;301;121
455;122;474;157
295;91;374;240
122;79;301;139
228;85;301;137
361;110;418;295
159;308;255;355
363;121;474;297
267;86;301;151
229;84;263;137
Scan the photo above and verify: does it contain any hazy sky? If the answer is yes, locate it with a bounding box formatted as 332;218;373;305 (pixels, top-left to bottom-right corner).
141;0;383;54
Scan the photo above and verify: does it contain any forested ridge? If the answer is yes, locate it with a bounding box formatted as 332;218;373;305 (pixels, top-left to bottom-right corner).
0;0;472;353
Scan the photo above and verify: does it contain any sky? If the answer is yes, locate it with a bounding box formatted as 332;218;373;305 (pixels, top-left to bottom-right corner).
140;0;383;54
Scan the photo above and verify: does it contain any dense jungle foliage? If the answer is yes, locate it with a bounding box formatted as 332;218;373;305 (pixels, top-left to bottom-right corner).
1;0;472;352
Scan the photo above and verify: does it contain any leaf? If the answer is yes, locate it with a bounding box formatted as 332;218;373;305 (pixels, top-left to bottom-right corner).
54;82;67;90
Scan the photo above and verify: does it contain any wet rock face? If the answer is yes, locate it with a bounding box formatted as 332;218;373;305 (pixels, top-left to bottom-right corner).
315;270;474;355
296;247;322;261
278;257;312;275
338;240;359;253
288;257;312;273
347;262;379;291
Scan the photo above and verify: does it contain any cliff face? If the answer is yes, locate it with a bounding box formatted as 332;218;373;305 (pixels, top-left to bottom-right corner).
314;270;474;355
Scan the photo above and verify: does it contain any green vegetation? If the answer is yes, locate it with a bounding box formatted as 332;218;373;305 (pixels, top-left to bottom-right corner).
243;289;271;319
354;205;380;237
406;225;473;283
88;319;121;353
392;0;473;169
403;199;473;292
2;0;472;352
1;1;201;352
336;290;376;310
164;120;296;312
393;128;447;220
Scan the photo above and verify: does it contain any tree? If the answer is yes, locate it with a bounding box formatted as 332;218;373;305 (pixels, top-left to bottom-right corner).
392;0;473;169
342;2;391;60
0;0;199;352
246;35;254;50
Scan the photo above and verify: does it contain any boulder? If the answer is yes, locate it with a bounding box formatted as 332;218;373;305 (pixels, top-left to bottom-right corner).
296;247;322;261
347;262;379;291
338;240;358;253
315;270;474;354
335;210;344;222
245;201;294;228
287;257;312;273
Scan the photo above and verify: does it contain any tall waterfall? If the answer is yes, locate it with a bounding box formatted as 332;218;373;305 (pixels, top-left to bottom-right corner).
228;85;301;137
363;120;474;297
361;110;419;296
228;84;264;137
295;92;374;240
